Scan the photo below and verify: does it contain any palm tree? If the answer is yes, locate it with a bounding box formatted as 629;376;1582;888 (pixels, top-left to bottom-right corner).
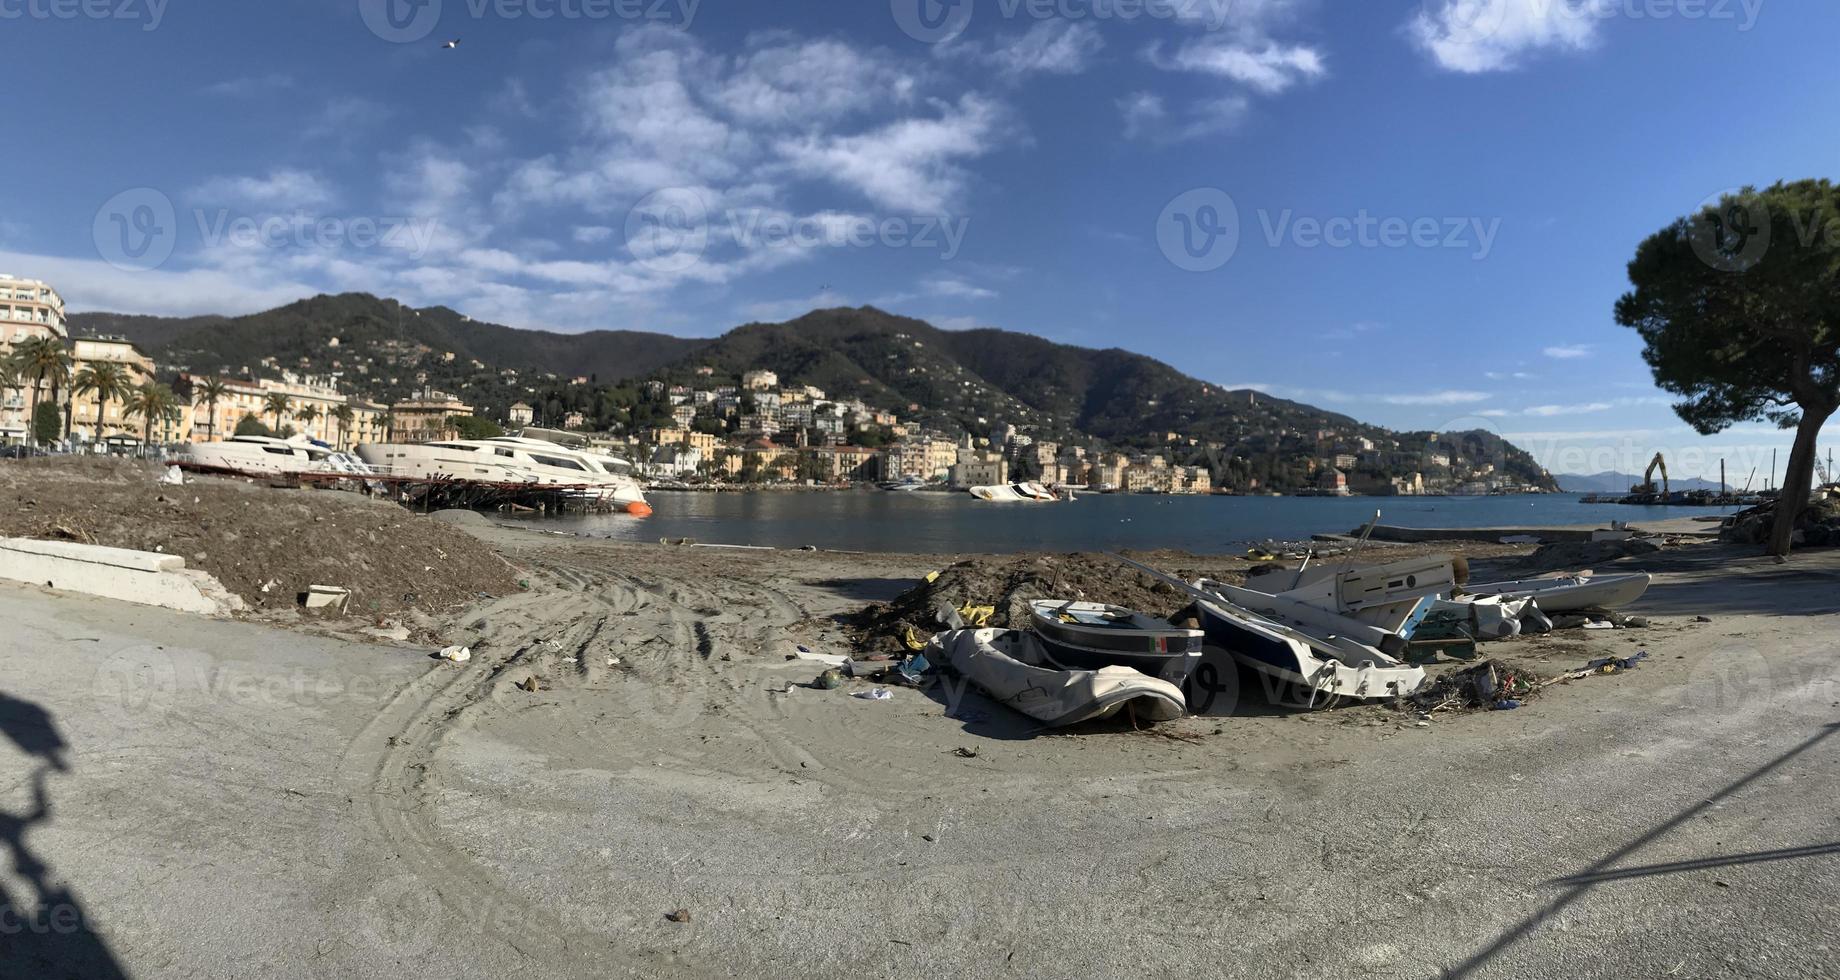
193;377;231;442
10;336;72;448
124;381;181;452
72;362;132;446
294;404;321;441
332;404;356;450
263;391;291;434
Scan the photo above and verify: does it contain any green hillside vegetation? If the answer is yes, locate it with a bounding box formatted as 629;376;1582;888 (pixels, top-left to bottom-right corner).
69;294;1556;492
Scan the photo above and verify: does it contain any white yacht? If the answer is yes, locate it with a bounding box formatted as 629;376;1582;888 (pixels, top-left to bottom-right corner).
354;437;651;514
175;435;374;479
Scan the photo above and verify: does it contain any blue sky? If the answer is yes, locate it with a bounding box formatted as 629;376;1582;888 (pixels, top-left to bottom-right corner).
1;0;1832;481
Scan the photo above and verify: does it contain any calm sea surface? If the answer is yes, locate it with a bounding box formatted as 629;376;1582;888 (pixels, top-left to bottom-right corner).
518;491;1736;555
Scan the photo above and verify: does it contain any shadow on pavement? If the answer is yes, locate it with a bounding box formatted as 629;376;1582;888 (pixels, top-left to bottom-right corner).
0;691;130;980
1445;720;1840;978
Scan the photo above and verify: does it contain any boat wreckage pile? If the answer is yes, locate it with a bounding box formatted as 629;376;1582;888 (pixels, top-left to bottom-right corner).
1719;490;1840;547
858;546;1655;729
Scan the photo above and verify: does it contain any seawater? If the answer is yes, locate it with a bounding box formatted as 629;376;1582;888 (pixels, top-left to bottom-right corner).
515;492;1736;555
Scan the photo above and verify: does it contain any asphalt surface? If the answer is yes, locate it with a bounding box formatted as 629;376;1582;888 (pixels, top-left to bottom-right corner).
0;549;1836;979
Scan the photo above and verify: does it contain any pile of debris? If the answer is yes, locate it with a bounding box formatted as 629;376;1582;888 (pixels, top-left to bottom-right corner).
1720;492;1840;547
1411;659;1546;713
1411;650;1652;715
0;456;519;617
1510;537;1662;573
852;552;1244;656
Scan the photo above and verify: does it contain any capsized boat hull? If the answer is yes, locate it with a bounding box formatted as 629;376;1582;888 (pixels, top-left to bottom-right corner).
1465;572;1652;612
1027;599;1203;685
927;629;1187;726
1193;596;1425;705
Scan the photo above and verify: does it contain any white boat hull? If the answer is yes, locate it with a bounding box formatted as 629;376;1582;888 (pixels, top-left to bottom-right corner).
927;629;1187;726
1465;572;1652;612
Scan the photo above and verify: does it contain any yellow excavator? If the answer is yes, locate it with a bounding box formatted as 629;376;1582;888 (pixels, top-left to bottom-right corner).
1632;452;1669;496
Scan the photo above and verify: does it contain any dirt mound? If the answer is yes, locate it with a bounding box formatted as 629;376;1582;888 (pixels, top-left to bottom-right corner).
852;551;1249;655
1511;537;1662;573
0;456;519;618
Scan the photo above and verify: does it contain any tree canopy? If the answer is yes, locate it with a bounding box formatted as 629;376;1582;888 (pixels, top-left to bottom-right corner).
1615;179;1840;555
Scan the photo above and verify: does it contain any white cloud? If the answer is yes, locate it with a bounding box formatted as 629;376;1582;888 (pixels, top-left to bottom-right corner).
1380;390;1492;406
1149;37;1326;94
202;73;294;98
1119;92;1249;144
946;21;1105;79
1524;401;1615;417
572;226;615;245
716;36;918;124
0;249;319;318
1544;344;1593;359
776;94;1003;213
923;275;997;301
193;169;337;208
1408;0;1601;74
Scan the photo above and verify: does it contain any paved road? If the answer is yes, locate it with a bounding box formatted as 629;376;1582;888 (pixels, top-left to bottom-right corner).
0;555;1836;979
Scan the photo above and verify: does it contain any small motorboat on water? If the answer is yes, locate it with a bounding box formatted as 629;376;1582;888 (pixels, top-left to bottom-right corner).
969;481;1058;502
926;628;1187;726
1026;599;1202;685
1462;572;1652;613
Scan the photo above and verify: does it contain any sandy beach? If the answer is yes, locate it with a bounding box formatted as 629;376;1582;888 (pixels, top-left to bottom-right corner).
3;472;1839;979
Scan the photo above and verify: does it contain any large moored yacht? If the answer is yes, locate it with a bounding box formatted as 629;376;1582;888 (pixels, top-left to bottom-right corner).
355;436;651;514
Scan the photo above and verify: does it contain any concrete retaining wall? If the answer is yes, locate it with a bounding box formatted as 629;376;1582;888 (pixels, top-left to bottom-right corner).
0;538;247;616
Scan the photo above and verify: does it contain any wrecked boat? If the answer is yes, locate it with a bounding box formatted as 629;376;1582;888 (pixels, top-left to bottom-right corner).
1026;599;1203;685
1462;572;1652;613
1111;554;1426;705
927;628;1187;726
1190;581;1426;705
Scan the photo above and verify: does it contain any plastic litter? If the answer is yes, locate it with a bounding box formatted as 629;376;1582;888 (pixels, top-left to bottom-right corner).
793;646;850;668
853;689;894;701
815;668;846;690
161;466;185;485
1492;699;1523;711
1585;651;1649;673
896;653;930;685
437;645;472;664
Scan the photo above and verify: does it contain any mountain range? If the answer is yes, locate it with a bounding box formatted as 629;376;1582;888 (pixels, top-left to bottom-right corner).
69;294;1556;489
1554;471;1731;494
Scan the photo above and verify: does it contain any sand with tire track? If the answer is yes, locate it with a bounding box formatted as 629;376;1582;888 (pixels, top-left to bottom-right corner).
5;513;1840;979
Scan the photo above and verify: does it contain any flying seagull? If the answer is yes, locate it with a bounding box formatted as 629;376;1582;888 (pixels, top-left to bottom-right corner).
441;38;461;49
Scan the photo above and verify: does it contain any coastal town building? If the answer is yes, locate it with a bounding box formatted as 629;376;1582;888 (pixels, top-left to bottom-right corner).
388;393;475;443
812;445;880;483
508;402;534;426
0;275;69;442
66;337;156;444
